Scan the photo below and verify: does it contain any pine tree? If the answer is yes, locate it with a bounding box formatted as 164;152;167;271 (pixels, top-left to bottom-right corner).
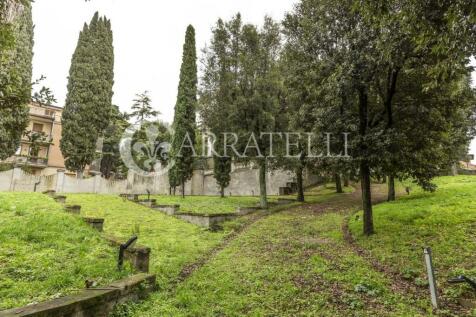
170;25;197;197
61;12;114;177
0;1;32;159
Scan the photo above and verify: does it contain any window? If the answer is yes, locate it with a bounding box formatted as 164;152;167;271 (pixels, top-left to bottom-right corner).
32;123;43;133
45;109;55;117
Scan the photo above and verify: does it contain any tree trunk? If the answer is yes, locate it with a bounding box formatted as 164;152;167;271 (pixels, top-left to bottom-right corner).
334;173;343;193
173;186;176;196
169;186;172;196
77;170;84;179
361;160;374;235
181;179;185;198
358;88;374;235
296;166;304;202
220;185;225;198
343;174;349;187
388;175;396;201
258;159;268;209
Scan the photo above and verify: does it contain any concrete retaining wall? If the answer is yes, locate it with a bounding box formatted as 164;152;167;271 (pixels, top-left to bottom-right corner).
0;274;156;317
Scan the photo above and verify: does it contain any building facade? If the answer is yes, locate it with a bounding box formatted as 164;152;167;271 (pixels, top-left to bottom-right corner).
4;102;65;175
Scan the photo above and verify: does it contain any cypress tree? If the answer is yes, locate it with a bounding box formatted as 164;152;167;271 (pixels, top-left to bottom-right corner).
170;25;198;198
0;1;33;159
200;18;233;197
61;12;114;176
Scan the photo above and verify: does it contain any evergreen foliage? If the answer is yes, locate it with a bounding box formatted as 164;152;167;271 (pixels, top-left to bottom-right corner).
200;18;234;197
61;12;114;175
169;25;198;197
0;0;32;159
284;0;476;235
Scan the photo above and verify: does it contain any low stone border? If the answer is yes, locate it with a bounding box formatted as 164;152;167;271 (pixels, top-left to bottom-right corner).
82;217;104;232
236;206;262;215
53;195;67;204
105;236;151;273
0;273;156;317
43;190;56;197
175;212;238;230
119;193;141;201
137;199;156;208
152;204;180;215
64;205;81;214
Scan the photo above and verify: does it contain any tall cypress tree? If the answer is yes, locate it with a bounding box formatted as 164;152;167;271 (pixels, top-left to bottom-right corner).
0;1;33;159
170;25;197;197
200;18;233;197
61;12;114;177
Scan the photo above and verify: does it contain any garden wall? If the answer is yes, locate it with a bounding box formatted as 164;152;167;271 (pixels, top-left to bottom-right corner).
0;165;318;196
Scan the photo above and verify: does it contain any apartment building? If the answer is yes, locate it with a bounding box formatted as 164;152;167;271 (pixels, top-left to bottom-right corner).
4;102;65;175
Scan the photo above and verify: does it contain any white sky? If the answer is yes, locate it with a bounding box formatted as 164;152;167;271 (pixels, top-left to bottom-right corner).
32;1;476;163
31;0;296;123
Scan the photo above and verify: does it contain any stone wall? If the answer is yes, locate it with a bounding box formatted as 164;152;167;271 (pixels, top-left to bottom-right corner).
0;165;319;196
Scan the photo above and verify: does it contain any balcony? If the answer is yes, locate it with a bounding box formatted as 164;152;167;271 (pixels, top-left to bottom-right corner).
21;134;53;144
14;156;48;168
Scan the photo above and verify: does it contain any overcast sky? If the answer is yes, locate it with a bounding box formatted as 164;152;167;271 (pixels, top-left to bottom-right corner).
32;0;476;163
31;0;296;122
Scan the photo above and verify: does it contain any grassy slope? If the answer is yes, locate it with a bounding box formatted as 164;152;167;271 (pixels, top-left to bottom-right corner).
349;176;476;306
0;193;128;311
65;194;225;286
130;187;424;317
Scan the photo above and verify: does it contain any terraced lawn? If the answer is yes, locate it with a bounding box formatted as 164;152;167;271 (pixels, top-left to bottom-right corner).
65;194;226;287
128;186;426;317
349;176;476;312
143;195;272;215
0;193;128;311
142;184;353;215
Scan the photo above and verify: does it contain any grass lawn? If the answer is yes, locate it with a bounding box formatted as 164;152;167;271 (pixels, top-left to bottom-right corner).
0;193;129;311
144;195;271;215
65;194;226;287
143;184;354;215
349;175;476;307
129;189;423;317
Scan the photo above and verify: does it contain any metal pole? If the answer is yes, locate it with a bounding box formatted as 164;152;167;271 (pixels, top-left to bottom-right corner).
424;247;439;309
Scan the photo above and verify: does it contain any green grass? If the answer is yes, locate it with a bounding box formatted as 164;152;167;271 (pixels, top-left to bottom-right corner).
349;176;476;307
130;195;423;317
0;193;129;311
144;184;353;215
65;194;226;287
144;195;269;215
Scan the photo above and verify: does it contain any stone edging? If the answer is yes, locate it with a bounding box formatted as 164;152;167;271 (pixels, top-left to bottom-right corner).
105;236;151;273
0;274;156;317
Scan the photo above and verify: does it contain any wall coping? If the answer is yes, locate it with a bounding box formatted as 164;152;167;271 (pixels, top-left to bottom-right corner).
175;211;237;218
0;274;156;317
